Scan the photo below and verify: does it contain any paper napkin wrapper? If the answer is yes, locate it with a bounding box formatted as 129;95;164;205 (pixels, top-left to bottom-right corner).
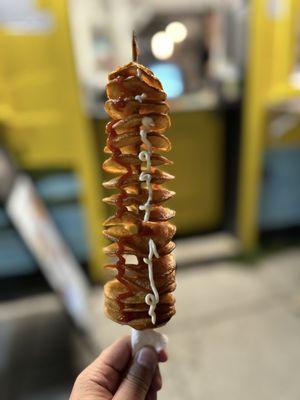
131;328;168;355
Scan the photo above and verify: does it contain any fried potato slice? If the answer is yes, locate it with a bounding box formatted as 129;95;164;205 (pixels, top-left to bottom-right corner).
105;294;176;320
112;113;170;135
105;299;175;318
104;279;175;305
149;205;176;221
103;169;174;189
105;99;169;120
103;187;175;206
103;211;140;227
104;304;175;329
105;270;176;296
103;224;138;239
103;240;176;258
103;206;174;224
105;296;176;318
105;253;176;276
104;132;171;153
106;76;166;102
104;279;176;329
108;62;163;91
103;153;172;174
104;265;176;280
103;221;176;249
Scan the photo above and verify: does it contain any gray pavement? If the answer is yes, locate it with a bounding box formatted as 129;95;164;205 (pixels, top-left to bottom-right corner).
1;247;300;399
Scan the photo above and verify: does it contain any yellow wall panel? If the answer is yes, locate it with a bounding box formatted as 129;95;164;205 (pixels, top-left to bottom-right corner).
168;111;225;234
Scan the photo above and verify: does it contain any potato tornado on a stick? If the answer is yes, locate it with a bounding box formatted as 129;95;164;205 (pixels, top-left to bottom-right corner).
103;34;176;330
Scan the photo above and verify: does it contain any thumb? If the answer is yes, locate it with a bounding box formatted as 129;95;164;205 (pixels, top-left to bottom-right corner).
114;346;158;400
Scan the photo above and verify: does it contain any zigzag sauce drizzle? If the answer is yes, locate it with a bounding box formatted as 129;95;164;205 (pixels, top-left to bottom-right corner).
139;116;160;324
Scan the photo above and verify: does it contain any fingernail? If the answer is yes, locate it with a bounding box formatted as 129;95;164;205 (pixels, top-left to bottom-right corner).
136;347;157;368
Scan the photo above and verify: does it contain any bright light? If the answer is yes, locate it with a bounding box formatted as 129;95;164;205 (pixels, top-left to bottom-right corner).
151;31;174;60
165;21;188;43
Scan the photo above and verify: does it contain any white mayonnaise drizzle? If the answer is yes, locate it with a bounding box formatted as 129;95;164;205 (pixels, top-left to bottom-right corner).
139;171;152;222
141;116;153;129
139;151;151;171
139;117;154;221
143;239;160;324
140;128;153;150
134;93;147;103
138;116;160;324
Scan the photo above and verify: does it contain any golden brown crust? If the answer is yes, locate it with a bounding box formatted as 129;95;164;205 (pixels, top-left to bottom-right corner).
105;99;169;120
108;62;163;91
103;241;176;258
111;113;171;135
103;131;172;153
104;279;176;329
103;170;174;190
103;61;176;330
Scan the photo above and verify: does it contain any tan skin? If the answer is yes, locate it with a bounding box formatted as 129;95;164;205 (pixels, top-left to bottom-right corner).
70;336;168;400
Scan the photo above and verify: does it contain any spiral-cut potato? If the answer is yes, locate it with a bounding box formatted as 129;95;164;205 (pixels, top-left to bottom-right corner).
103;61;176;330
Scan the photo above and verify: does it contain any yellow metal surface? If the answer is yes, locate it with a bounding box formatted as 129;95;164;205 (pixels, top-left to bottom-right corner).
237;0;300;251
0;0;106;281
167;111;225;234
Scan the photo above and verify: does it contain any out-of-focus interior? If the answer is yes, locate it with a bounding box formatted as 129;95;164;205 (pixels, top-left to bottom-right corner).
1;0;300;399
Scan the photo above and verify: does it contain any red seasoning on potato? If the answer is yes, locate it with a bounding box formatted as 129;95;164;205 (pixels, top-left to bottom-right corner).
103;35;176;330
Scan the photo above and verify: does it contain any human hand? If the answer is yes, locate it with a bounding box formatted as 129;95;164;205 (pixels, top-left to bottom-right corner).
70;335;168;400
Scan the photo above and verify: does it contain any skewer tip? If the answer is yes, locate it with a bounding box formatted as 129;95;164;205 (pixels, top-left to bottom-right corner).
132;30;139;63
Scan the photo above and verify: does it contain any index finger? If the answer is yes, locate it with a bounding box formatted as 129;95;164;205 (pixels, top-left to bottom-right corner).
80;336;132;395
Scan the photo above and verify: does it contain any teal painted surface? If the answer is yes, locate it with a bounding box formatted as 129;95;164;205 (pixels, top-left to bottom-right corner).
259;147;300;229
0;173;87;278
35;173;79;202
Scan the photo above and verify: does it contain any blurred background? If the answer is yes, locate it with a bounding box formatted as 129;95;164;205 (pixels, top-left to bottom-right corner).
1;0;300;399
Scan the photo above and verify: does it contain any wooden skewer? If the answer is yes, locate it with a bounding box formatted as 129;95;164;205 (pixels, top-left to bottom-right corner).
132;31;139;63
